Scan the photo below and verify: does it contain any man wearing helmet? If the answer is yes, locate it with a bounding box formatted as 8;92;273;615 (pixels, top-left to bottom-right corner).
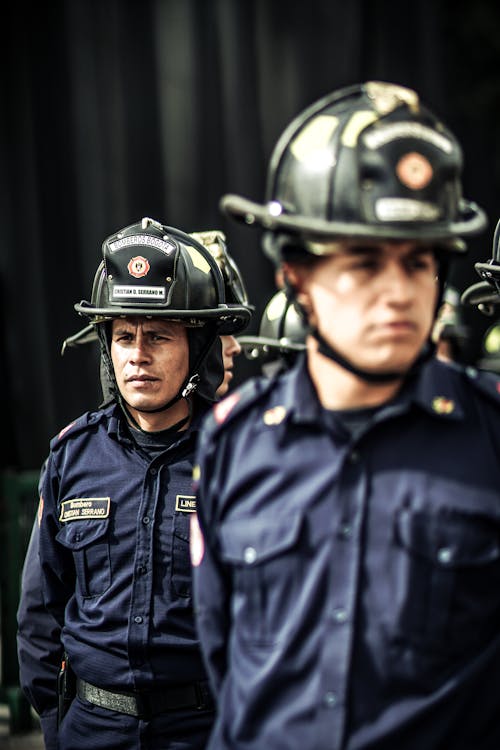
16;217;251;750
192;83;500;749
58;228;249;401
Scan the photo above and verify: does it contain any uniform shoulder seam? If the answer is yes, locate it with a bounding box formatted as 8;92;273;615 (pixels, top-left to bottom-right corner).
50;410;105;447
209;376;274;432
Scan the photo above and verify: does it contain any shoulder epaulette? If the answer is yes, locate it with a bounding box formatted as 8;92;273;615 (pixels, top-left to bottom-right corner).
206;376;274;435
49;409;108;448
462;365;500;406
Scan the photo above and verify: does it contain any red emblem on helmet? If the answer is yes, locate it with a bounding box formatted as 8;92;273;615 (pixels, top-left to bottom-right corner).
396;152;433;190
127;256;150;278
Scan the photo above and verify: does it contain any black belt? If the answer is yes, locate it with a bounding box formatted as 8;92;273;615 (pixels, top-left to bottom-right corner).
76;678;214;719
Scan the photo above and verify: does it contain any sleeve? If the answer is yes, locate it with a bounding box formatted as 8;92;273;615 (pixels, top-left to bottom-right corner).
16;461;62;749
16;454;75;750
191;425;232;695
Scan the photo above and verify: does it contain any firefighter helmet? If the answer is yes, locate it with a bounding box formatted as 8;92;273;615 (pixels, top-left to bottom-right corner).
75;217;250;333
220;81;486;261
73;217;249;407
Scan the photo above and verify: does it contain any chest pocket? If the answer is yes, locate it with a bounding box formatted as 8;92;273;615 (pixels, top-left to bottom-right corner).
393;507;500;654
219;513;303;645
56;520;111;598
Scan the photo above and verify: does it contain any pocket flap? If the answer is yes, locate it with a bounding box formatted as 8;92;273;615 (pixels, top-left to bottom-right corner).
219;512;302;565
56;519;110;551
395;508;500;568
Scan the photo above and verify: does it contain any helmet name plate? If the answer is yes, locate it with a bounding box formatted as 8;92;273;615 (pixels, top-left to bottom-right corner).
112;285;166;299
375;198;440;222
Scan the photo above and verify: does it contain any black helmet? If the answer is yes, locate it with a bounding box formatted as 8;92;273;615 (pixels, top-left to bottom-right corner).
238;290;307;375
433;285;470;344
473;217;500;294
461;280;500;316
65;225;252;352
477;322;500;373
75;217;250;332
74;217;248;410
220;81;486;260
189;229;253;331
461;218;500;315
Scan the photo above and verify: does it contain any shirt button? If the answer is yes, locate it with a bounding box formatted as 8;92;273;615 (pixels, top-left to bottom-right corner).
150;467;157;476
438;547;453;564
333;608;347;624
142;516;150;525
339;523;352;539
134;615;143;624
349;450;359;464
244;547;257;564
324;692;337;708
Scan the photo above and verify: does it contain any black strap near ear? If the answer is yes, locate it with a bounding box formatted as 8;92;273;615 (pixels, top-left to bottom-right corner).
124;397;192;436
311;325;435;383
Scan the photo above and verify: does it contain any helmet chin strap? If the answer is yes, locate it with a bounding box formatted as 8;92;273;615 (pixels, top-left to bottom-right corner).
310;325;435;384
123;393;193;435
121;373;200;434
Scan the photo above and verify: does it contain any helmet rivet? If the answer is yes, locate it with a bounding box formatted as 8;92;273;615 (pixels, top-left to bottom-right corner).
166;276;172;282
117;233;123;239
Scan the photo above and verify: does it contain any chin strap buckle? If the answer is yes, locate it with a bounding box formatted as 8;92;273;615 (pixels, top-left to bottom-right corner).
181;374;200;399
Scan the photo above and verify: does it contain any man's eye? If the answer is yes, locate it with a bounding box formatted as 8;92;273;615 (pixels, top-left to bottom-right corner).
408;256;434;271
352;258;379;270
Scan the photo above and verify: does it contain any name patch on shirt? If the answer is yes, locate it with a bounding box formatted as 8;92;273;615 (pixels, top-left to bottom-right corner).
175;495;197;513
59;497;110;523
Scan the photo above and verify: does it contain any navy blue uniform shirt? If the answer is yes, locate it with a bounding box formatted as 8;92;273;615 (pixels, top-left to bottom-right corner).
193;355;500;749
18;402;210;745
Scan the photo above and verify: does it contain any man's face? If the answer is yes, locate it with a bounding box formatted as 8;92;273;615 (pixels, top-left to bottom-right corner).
287;240;439;375
110;317;189;412
217;335;242;398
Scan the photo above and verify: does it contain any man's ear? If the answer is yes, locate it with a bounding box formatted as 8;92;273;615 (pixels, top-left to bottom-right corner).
282;262;311;312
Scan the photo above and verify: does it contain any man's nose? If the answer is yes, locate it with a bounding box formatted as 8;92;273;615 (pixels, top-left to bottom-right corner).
229;336;242;355
129;333;151;360
384;262;414;302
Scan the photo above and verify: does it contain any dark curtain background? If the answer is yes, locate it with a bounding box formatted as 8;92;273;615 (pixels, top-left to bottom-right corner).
2;0;500;471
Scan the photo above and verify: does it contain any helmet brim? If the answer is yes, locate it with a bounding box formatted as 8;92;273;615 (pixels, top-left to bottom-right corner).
220;194;487;248
74;300;252;335
461;280;500;307
61;324;98;355
238;335;306;352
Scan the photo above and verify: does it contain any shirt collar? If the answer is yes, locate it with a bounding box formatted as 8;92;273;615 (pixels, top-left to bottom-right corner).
398;358;464;421
280;355;465;425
